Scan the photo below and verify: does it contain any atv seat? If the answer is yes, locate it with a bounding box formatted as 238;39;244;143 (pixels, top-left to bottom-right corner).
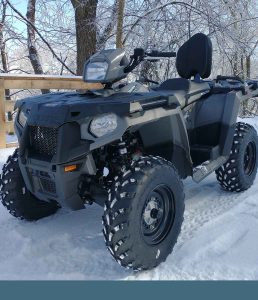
155;33;212;107
155;78;210;107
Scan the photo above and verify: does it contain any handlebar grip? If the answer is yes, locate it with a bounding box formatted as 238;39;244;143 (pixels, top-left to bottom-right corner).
133;48;145;58
148;50;176;58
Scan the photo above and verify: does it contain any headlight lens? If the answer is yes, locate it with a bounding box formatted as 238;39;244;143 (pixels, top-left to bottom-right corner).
90;113;117;137
18;110;27;127
85;62;108;81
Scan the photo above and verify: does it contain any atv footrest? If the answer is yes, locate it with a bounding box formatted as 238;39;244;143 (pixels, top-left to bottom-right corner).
193;155;228;183
190;144;220;165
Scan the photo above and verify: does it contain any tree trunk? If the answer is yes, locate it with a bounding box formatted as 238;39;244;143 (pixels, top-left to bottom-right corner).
222;0;242;76
71;0;98;75
116;0;125;48
246;55;251;79
232;52;238;76
26;0;49;94
97;0;118;50
0;1;10;100
240;55;244;79
0;41;10;100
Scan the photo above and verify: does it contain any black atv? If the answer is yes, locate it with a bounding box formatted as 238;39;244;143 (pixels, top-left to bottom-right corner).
1;33;258;271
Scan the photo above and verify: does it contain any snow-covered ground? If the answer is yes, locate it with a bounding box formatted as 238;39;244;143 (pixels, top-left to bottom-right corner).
6;134;17;144
0;119;258;280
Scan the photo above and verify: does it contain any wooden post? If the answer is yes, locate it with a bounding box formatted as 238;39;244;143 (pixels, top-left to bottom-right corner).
5;100;16;135
0;78;6;148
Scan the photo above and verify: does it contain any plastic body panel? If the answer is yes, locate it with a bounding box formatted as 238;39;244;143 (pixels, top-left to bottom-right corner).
187;91;240;165
138;111;192;178
14;89;190;209
83;48;128;84
14;86;241;209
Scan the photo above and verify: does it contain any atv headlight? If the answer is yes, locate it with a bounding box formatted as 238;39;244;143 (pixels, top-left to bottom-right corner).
18;110;27;127
90;113;117;137
84;62;108;81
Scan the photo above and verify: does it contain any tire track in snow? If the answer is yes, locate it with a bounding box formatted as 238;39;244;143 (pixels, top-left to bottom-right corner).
175;177;244;249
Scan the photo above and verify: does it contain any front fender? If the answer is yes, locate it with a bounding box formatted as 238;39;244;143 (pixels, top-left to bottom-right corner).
135;107;192;178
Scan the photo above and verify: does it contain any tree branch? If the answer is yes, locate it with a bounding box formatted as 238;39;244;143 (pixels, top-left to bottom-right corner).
6;0;76;75
123;1;219;45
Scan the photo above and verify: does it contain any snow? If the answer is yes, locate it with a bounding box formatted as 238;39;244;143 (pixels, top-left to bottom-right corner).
0;119;258;280
6;134;17;144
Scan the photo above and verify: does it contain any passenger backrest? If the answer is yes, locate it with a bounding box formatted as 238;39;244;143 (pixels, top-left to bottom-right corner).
176;33;212;79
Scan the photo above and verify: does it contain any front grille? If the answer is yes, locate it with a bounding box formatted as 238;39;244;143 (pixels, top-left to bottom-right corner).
30;126;58;157
40;177;56;194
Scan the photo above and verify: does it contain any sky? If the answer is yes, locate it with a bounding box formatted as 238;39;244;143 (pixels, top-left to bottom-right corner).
13;0;27;14
10;1;29;33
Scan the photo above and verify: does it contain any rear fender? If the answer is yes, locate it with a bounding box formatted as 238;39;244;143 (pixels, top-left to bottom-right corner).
188;91;241;157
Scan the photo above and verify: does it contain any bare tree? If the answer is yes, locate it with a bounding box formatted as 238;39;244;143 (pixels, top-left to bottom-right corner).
2;0;258;86
96;0;118;50
71;0;98;75
116;0;125;48
6;0;76;75
0;0;10;99
26;0;49;93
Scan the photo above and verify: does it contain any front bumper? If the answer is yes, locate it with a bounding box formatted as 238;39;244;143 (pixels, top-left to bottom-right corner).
18;155;96;210
15;119;97;210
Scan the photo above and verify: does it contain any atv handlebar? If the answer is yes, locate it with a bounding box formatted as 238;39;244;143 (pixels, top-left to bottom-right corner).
124;48;176;73
146;50;177;58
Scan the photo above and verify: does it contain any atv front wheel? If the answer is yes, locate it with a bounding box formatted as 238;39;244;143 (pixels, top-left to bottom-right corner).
102;156;185;271
216;122;258;192
0;149;60;221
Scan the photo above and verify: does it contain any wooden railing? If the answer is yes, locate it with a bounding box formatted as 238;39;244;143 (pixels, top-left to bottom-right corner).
0;74;102;149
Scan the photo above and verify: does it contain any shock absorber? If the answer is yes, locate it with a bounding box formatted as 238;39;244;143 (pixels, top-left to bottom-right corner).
118;139;128;155
116;134;142;167
102;133;142;184
112;138;129;173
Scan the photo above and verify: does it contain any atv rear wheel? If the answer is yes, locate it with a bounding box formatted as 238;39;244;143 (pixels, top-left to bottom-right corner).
215;122;258;192
0;149;60;221
102;156;185;271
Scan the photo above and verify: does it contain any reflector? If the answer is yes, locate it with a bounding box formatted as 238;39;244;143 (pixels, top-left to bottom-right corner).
64;165;78;172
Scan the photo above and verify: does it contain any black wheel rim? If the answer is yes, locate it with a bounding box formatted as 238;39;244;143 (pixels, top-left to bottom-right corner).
244;141;257;176
141;184;175;245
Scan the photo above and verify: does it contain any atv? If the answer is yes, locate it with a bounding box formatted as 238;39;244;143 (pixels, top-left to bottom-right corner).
1;33;258;271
